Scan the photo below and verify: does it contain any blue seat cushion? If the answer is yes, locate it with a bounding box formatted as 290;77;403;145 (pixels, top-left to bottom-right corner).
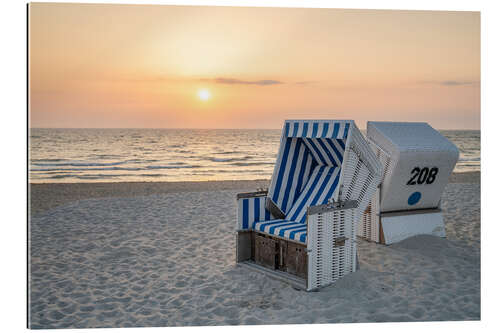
253;219;307;244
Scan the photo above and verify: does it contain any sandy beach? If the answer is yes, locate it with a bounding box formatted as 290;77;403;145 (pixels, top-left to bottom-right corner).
28;171;480;328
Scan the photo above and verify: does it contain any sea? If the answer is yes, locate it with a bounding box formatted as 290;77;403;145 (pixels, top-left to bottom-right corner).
29;129;480;183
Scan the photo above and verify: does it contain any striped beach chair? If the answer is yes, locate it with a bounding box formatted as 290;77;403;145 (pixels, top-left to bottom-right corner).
359;122;459;245
236;120;382;291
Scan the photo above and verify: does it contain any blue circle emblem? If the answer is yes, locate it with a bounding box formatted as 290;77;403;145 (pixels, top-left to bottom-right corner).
408;192;421;205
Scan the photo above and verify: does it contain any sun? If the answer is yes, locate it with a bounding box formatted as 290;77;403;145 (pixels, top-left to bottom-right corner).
197;89;211;101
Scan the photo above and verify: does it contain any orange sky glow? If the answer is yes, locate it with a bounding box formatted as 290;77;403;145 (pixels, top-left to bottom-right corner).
29;4;480;129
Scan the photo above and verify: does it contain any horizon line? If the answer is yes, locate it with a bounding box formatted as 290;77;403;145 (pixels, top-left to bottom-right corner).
28;127;481;131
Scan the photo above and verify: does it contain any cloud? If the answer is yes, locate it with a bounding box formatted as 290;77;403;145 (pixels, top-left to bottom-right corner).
213;77;284;86
417;80;479;86
439;80;477;86
294;81;317;85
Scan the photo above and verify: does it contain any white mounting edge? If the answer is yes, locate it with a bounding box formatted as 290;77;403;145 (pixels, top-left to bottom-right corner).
380;211;446;245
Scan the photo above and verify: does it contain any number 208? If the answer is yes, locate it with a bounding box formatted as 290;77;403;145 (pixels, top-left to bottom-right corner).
406;167;439;185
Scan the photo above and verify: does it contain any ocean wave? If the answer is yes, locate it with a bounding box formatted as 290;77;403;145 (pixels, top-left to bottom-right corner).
30;166;142;172
30;164;200;172
145;165;200;170
32;158;167;167
208;169;269;174
46;174;121;180
456;163;480;167
127;158;158;163
167;162;187;165
213;151;239;155
459;157;480;162
31;158;67;163
205;156;252;163
91;154;123;159
32;161;129;167
44;173;166;180
230;162;275;167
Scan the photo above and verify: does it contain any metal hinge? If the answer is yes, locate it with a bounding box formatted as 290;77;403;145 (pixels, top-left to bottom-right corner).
334;237;348;247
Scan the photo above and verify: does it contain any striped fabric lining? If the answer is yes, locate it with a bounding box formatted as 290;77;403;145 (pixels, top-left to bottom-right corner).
268;138;316;215
285;166;341;223
253;220;307;243
302;138;345;167
237;196;271;231
268;120;351;217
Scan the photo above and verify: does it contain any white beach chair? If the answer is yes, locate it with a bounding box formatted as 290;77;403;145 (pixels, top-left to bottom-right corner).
236;120;382;291
359;121;459;245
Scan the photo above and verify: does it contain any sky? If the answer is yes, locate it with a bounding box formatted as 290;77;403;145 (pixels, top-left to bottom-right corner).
29;3;480;129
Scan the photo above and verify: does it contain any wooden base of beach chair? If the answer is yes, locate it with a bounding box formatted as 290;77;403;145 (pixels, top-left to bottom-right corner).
237;231;308;282
236;231;254;262
255;234;277;269
284;242;307;279
254;232;308;280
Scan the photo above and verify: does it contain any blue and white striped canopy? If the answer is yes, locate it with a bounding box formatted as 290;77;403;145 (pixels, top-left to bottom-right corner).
283;120;350;139
268;120;352;218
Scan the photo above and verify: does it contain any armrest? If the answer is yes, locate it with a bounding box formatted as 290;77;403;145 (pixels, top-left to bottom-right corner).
307;200;358;246
237;190;271;231
236;189;268;199
307;200;358;216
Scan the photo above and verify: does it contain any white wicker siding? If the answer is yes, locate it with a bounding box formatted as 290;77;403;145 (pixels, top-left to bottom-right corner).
359;189;380;242
339;125;382;221
307;206;357;291
358;140;392;241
